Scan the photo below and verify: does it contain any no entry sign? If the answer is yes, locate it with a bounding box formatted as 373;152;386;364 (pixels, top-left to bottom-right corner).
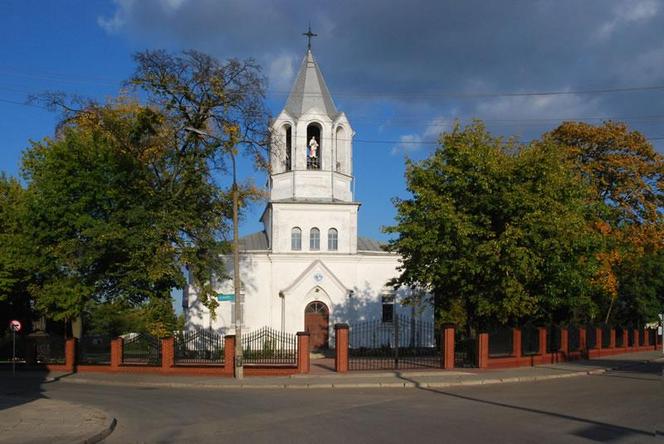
9;320;21;332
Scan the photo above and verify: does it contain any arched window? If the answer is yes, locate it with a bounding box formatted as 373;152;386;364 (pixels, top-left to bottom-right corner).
335;126;345;173
328;228;338;251
310;227;320;250
284;124;292;171
306;123;321;170
291;227;302;251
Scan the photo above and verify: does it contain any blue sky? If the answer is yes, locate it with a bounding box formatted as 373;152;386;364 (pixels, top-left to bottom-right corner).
3;0;664;309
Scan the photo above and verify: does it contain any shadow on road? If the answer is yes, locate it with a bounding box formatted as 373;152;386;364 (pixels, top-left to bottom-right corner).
394;362;663;441
0;367;73;412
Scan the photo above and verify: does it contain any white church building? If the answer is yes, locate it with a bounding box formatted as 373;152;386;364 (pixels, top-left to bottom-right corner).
184;46;425;349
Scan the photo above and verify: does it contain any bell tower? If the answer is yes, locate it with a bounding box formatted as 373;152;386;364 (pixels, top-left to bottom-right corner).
263;32;359;254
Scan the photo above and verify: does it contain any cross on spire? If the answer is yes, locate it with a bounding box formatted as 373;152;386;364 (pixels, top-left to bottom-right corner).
302;24;317;50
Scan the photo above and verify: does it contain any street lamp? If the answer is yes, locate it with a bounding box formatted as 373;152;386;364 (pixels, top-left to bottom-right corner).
184;126;243;379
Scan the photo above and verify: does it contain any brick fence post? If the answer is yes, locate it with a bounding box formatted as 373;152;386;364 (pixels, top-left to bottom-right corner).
442;324;455;369
335;323;349;373
622;329;629;350
110;338;123;370
579;327;587;353
610;328;616;349
477;333;489;369
297;332;310;374
596;327;603;353
224;335;236;376
512;328;522;359
161;337;174;371
559;327;569;356
643;329;650;347
633;329;639;350
538;327;547;356
65;338;77;372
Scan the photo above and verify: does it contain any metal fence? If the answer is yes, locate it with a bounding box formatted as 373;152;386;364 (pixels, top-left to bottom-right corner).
638;329;645;346
0;332;25;362
547;325;561;353
586;325;596;349
348;315;441;371
78;335;111;365
602;325;611;348
242;327;297;366
568;325;580;352
488;326;513;357
454;332;477;368
123;333;161;366
32;335;66;364
615;327;624;347
521;324;540;356
648;329;656;346
174;329;224;365
627;326;634;347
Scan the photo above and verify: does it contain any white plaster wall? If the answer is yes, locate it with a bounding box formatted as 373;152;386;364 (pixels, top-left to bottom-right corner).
184;251;427;338
271;202;358;254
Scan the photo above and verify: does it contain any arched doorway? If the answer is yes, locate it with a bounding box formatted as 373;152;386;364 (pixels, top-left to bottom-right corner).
304;301;329;350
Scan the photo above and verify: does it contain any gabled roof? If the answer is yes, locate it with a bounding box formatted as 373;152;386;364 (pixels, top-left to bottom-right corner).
239;231;269;251
284;49;338;119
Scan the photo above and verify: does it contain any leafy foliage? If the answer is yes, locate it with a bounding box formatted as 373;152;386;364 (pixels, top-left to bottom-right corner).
386;122;603;332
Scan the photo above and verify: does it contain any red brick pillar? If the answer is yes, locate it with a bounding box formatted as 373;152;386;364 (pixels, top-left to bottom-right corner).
560;328;569;359
643;329;650;347
65;338;77;372
224;335;236;376
512;328;522;359
633;329;639;350
161;337;174;371
110;338;123;370
442;324;455;369
579;327;587;353
477;333;489;369
335;323;349;373
538;327;547;356
297;332;310;374
622;329;629;350
596;328;602;352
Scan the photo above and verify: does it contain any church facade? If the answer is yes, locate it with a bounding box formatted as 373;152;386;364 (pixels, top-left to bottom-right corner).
184;48;422;349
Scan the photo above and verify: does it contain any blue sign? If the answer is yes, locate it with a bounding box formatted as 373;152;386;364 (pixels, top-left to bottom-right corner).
216;294;235;302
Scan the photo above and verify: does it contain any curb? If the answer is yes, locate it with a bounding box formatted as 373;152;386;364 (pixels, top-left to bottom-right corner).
55;368;609;391
83;417;117;444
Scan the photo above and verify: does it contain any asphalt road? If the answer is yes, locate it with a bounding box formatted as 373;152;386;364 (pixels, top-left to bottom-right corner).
1;361;662;443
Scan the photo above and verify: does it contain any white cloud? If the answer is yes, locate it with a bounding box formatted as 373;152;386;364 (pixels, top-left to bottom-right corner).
391;116;452;155
391;134;422;155
97;0;189;33
595;0;659;40
268;54;297;91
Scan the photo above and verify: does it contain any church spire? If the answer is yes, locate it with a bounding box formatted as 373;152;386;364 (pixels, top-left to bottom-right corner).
284;45;337;119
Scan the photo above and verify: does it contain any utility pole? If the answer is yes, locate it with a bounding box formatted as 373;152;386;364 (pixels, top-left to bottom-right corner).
185;126;243;379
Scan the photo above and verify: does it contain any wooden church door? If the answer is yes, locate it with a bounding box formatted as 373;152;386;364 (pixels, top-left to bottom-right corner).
304;301;329;350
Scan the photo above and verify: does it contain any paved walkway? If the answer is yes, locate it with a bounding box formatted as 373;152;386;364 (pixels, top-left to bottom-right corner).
0;396;116;444
26;350;664;391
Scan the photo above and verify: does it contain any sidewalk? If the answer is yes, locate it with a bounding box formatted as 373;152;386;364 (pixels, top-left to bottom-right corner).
33;350;663;391
0;396;116;444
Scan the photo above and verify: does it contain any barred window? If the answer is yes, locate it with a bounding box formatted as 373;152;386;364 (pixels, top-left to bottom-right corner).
328;228;338;251
382;294;395;323
291;227;302;251
310;227;320;250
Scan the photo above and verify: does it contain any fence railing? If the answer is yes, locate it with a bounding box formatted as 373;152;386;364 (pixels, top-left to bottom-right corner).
242;327;297;365
174;329;224;365
521;324;540;356
586;326;597;349
78;335;111;365
122;333;162;366
568;325;580;352
488;326;513;357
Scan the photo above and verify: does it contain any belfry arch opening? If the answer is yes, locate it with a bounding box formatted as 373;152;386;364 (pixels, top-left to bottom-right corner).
306;123;321;170
284;124;292;171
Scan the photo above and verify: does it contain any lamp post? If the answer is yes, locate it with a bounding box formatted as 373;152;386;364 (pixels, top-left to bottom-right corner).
185;126;243;379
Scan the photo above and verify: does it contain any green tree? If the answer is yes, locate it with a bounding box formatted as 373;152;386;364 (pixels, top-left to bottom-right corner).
386;122;602;333
0;175;34;329
21;101;225;332
546;121;664;323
